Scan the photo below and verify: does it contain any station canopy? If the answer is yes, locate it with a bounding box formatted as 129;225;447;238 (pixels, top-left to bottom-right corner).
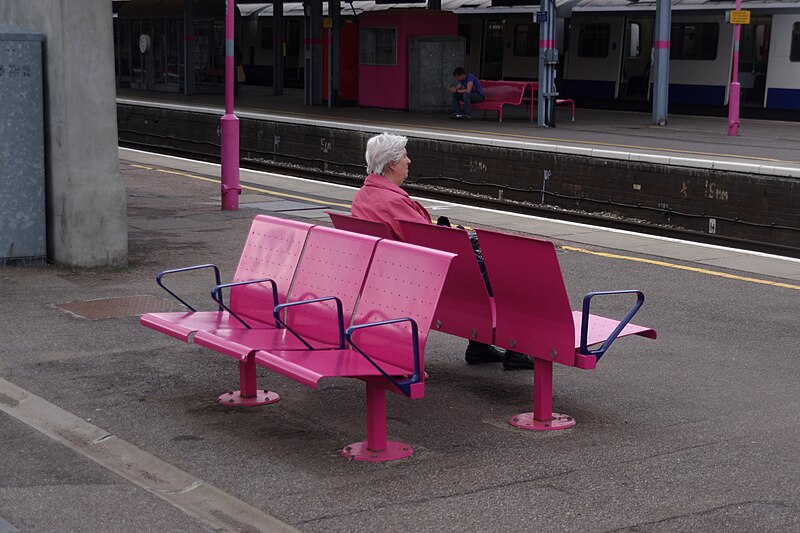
236;0;578;16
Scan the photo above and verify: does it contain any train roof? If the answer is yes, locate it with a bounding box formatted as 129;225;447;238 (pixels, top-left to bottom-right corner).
240;0;576;17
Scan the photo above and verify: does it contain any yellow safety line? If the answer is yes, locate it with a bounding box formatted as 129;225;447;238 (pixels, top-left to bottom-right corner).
153;168;352;208
561;246;800;291
136;163;800;292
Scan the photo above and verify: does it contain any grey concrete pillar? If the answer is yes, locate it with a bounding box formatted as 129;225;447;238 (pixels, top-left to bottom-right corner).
0;0;128;267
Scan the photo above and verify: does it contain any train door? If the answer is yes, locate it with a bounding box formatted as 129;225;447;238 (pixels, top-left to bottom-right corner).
738;15;771;106
482;19;505;79
619;16;653;100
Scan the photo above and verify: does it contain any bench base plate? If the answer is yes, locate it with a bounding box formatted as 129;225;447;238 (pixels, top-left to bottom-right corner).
509;412;576;431
218;390;281;407
342;441;413;462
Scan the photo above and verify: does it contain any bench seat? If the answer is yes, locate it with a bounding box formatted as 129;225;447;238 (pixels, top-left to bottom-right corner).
141;312;274;343
194;327;339;361
255;349;417;393
572;312;657;369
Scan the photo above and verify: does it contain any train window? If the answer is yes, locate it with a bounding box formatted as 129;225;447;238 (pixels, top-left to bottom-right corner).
458;25;472;55
626;22;641;58
514;24;539;57
361;27;397;66
578;23;610;58
670;23;719;60
791;23;800;62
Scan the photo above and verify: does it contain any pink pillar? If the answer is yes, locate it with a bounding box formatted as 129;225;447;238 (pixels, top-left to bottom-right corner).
533;358;553;421
508;358;576;431
728;0;743;136
365;382;388;451
217;357;280;407
220;0;240;209
342;381;414;462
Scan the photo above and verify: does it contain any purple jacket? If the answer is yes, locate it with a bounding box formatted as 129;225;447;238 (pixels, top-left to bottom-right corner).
351;173;431;239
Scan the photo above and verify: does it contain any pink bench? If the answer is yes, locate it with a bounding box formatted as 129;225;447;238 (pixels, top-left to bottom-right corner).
143;216;455;461
396;219;495;345
141;215;310;343
475;228;656;430
463;81;526;123
330;213;656;430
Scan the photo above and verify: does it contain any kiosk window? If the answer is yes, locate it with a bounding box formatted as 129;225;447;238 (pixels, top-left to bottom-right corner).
361;27;397;66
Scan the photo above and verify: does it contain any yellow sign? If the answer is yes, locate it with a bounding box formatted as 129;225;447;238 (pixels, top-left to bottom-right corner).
729;10;751;24
323;17;333;29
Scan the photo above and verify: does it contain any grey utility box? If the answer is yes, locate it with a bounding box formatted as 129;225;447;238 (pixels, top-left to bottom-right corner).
408;36;465;113
0;24;46;265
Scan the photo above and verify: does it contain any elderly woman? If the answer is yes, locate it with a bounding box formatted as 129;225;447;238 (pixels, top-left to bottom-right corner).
351;133;428;240
351;133;534;370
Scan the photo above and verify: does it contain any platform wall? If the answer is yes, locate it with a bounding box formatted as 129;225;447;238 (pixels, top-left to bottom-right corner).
117;103;799;255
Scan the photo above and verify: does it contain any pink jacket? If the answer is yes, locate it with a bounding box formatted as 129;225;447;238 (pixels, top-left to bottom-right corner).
351;173;431;239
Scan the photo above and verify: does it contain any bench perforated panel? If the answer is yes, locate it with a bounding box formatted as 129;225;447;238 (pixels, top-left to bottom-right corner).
231;215;312;322
351;240;454;373
284;226;380;345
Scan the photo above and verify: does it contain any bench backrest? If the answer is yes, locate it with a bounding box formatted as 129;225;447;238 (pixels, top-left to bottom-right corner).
481;83;525;104
230;215;312;322
283;226;380;345
328;212;395;240
351;240;455;375
397;220;495;344
475;228;577;367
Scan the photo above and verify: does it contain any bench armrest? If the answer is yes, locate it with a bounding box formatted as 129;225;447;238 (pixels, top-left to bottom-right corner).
579;290;645;360
156;264;222;312
346;318;421;398
211;277;279;329
273;296;346;350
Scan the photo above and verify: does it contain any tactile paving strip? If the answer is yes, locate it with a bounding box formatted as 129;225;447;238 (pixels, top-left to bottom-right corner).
55;295;184;319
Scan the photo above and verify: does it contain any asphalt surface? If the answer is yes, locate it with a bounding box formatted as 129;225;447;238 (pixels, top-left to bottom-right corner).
1;152;798;532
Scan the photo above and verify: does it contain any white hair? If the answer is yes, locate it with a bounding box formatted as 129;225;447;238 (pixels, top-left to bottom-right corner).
365;133;408;176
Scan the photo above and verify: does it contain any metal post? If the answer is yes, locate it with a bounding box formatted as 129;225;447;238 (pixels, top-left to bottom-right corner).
537;0;557;128
220;0;240;210
727;0;743;136
652;0;671;126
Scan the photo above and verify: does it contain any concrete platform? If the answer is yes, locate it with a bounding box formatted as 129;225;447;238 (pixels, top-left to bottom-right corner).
1;150;798;532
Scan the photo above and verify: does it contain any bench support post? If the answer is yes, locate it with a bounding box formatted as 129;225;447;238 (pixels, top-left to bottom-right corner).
509;359;576;431
218;357;281;407
342;381;414;462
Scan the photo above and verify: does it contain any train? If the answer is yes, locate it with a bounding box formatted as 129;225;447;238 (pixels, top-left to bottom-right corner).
113;0;800;112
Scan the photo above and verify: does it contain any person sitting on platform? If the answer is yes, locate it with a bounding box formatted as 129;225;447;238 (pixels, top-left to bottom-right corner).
351;132;534;370
448;67;484;120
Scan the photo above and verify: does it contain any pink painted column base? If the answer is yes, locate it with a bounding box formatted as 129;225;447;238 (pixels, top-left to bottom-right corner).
218;357;280;406
508;358;576;431
728;82;741;136
342;382;413;462
220;113;240;210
